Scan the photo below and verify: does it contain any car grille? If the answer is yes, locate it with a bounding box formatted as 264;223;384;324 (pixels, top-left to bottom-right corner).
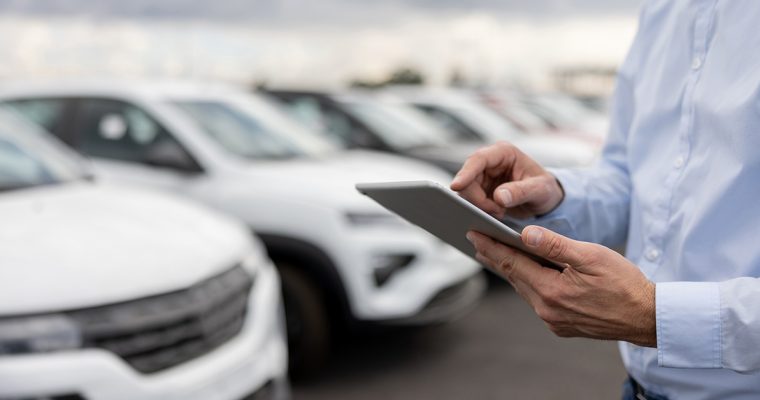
68;265;253;374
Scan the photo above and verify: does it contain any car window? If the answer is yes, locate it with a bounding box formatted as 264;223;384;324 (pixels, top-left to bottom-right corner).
171;100;305;160
416;105;480;142
342;101;451;150
3;98;69;136
439;102;522;142
277;97;368;148
286;97;326;132
170;95;336;160
500;102;550;132
319;104;358;147
0;109;86;191
0;138;57;191
76;98;192;166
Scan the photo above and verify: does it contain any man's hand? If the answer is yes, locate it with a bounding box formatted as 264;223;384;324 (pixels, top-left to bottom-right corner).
467;226;656;347
450;141;564;219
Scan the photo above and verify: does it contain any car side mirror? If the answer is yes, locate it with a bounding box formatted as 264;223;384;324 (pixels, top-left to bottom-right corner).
144;139;202;173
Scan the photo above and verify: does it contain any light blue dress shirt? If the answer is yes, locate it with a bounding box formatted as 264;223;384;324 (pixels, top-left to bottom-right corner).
535;1;760;398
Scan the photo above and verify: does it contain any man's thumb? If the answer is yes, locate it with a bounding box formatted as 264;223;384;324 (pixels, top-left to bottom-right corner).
494;177;544;208
521;225;585;266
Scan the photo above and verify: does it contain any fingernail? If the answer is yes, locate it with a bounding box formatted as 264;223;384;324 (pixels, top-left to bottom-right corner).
466;232;475;243
497;188;512;206
524;228;543;247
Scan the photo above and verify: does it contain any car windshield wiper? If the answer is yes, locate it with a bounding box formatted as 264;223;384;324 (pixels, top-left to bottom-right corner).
0;183;39;193
401;143;441;152
0;179;65;193
246;152;303;161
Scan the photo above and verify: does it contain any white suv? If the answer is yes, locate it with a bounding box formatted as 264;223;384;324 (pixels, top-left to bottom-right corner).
0;81;485;375
0;110;288;399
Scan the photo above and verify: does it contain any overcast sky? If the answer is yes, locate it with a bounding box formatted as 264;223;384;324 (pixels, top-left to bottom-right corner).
0;0;642;88
0;0;639;22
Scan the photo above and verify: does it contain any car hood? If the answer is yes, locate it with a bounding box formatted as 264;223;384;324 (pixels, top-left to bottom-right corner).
407;136;597;171
0;182;253;315
229;150;454;212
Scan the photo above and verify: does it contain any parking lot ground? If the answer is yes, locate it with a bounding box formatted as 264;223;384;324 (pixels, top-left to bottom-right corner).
293;278;626;400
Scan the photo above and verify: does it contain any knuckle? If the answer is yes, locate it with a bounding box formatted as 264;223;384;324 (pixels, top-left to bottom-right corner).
495;140;514;150
538;176;555;196
535;306;558;325
496;254;516;274
579;243;603;264
513;184;529;202
545;236;567;260
552;326;572;338
544;309;561;325
539;284;563;307
472;147;489;158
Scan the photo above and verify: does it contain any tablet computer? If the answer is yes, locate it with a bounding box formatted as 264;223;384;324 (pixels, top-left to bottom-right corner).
356;180;563;271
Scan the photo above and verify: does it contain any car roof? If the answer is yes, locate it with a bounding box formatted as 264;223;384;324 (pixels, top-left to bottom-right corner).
0;79;248;101
383;86;479;105
263;88;329;98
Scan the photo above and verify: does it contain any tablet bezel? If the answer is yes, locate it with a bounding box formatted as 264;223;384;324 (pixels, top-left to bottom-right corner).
356;180;563;271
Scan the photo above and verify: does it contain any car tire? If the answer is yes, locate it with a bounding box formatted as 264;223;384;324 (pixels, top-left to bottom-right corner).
278;262;331;379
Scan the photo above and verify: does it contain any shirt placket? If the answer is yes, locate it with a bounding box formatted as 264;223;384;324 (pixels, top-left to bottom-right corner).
627;0;718;378
639;0;716;277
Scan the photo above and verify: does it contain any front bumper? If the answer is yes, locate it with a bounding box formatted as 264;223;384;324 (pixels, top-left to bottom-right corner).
337;228;483;322
0;263;288;400
380;271;487;326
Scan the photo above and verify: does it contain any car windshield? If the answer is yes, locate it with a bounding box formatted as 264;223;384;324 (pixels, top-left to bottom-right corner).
492;100;550;132
445;101;522;142
527;95;600;127
170;94;336;160
342;101;451;150
0;110;86;192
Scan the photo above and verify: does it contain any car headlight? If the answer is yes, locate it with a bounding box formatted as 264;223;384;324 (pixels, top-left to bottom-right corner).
0;314;82;355
345;212;406;227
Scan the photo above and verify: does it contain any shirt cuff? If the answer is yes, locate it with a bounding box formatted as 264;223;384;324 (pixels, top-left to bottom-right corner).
656;282;722;368
530;168;584;238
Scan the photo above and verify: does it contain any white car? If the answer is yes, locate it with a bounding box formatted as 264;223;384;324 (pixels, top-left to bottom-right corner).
0;81;485;375
516;92;610;142
0;110;288;399
384;86;599;166
478;89;605;149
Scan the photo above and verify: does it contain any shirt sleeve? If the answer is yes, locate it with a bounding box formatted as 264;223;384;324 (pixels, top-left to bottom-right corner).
655;282;721;369
526;4;654;248
656;278;760;372
532;73;636;248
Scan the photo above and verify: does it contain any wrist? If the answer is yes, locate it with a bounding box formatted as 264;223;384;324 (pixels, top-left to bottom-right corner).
535;174;566;217
630;281;657;347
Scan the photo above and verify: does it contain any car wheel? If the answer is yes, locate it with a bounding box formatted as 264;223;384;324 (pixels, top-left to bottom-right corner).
278;262;331;379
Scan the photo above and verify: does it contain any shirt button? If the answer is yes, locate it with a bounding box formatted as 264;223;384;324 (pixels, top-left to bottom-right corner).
646;248;660;261
673;156;685;169
691;57;703;70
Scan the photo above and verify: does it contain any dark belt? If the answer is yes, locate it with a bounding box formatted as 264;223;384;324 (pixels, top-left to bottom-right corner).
628;376;668;400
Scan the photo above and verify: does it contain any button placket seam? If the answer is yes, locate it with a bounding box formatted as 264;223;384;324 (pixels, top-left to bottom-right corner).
653;2;717;263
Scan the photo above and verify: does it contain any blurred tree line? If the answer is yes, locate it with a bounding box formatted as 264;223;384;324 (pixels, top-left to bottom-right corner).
350;67;425;88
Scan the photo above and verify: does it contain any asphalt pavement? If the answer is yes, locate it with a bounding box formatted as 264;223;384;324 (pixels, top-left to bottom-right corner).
293;276;627;400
